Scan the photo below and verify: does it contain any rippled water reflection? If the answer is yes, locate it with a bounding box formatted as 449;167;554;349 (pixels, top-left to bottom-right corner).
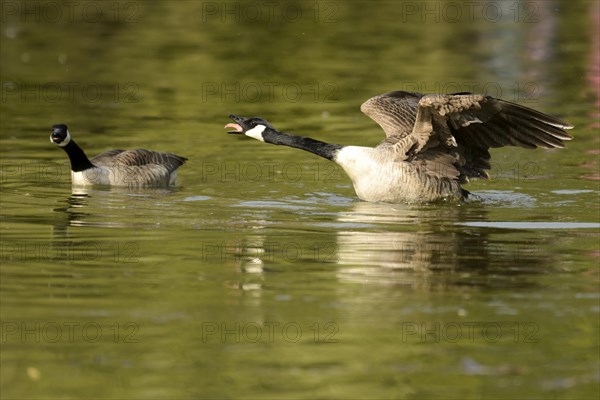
1;1;599;399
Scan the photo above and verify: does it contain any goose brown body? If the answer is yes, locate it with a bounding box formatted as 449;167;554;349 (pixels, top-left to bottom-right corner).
226;91;573;203
50;124;187;187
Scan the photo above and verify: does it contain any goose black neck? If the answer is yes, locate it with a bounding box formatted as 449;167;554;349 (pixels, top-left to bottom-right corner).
262;129;343;161
61;140;95;172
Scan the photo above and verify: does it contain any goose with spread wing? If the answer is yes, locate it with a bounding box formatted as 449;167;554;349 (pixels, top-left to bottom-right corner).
50;124;187;187
224;91;573;203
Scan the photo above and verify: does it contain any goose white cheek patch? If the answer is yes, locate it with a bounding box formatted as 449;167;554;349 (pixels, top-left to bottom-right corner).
245;125;266;142
50;130;71;147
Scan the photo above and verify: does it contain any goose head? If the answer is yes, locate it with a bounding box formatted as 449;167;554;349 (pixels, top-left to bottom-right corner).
224;114;275;142
50;124;71;147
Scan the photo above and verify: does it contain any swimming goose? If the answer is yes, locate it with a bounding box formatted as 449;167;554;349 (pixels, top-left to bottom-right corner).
224;91;573;203
50;124;187;187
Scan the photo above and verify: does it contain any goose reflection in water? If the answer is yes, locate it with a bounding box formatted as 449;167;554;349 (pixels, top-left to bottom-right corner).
230;200;552;293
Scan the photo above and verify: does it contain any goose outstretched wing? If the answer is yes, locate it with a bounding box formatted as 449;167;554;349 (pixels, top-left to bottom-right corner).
361;91;573;181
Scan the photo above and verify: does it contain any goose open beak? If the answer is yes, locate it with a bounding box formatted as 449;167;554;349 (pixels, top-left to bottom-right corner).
225;114;247;134
224;122;243;134
50;132;62;143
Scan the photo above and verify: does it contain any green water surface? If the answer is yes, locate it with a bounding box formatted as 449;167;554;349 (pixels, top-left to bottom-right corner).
1;1;599;399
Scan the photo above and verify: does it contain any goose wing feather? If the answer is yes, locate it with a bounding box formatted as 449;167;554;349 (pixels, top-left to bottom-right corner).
91;149;187;173
360;91;421;138
362;91;573;182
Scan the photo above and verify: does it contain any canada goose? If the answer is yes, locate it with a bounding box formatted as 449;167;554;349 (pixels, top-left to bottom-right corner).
224;91;573;203
50;124;187;187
